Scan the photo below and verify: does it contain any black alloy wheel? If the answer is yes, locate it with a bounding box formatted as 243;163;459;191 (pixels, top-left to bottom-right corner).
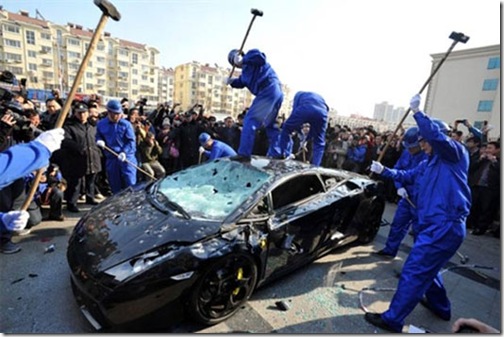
189;253;258;325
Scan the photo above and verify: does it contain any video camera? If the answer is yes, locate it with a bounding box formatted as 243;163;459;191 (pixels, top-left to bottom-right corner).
0;71;32;129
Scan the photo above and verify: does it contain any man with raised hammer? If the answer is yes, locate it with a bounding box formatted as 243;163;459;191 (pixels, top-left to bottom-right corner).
277;91;329;166
226;49;283;162
365;94;471;332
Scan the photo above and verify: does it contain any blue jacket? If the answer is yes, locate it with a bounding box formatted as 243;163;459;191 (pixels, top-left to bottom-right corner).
347;144;367;163
229;49;281;96
0;141;51;190
393;149;427;200
382;111;471;226
203;140;237;160
96;118;137;160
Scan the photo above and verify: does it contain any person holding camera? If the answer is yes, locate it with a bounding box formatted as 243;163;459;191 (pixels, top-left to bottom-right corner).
138;132;165;180
27;163;66;222
226;48;284;161
467;141;500;235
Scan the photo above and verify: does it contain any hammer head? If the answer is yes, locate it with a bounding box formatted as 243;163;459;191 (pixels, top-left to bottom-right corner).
251;8;264;17
94;0;121;21
449;31;469;44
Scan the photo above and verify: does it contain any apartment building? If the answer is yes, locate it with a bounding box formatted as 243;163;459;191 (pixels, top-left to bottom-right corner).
173;61;294;118
158;66;175;104
425;44;500;140
0;8;159;103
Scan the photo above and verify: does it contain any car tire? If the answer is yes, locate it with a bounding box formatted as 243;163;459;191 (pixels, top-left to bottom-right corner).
188;253;258;325
356;197;385;244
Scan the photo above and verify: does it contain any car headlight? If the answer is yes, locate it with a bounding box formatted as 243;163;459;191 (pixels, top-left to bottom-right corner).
104;247;179;282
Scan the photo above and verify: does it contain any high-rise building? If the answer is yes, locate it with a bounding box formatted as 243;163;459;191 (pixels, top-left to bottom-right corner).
158;67;174;104
0;8;159;102
425;44;500;140
173;61;293;118
373;101;394;122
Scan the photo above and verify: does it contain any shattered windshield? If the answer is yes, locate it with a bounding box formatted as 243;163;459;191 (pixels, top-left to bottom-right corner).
156;160;272;220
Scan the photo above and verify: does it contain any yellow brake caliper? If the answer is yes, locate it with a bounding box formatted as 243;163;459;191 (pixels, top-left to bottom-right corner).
233;267;243;296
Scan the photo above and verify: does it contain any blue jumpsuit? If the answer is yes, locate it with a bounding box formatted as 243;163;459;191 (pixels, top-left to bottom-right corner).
229;49;284;158
278;91;329;166
379;111;471;332
96;118;137;194
381;148;427;256
202;140;237;161
0;141;51;190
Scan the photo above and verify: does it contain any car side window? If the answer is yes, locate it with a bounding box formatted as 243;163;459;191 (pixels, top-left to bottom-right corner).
271;175;324;211
248;197;270;218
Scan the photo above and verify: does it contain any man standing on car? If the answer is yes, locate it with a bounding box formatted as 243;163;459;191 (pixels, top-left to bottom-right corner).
277;91;329;166
96;100;137;194
366;94;471;333
227;48;283;161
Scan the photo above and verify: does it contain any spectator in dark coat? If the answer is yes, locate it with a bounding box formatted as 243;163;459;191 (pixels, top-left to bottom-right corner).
60;102;102;212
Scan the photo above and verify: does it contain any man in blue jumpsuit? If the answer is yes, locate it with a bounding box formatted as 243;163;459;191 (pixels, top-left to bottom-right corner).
96;100;137;195
198;132;237;161
227;48;284;161
373;126;427;257
366;94;471;332
278;91;329;166
0;128;64;253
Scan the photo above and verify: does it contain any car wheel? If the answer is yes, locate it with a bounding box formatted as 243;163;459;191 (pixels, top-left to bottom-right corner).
357;197;385;244
189;253;258;325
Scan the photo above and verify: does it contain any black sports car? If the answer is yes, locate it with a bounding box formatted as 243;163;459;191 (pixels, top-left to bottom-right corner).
67;157;385;330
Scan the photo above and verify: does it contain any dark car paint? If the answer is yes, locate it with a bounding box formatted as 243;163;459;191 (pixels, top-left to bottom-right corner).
67;156;384;330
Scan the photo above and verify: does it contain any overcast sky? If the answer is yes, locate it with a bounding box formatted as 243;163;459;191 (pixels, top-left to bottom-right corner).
3;0;501;116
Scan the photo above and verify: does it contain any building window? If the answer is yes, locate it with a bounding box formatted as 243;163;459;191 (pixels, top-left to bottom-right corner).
132;69;138;75
96;56;105;63
3;24;20;33
132;79;138;85
86;83;94;90
86;72;93;79
26;30;36;44
97;43;105;51
477;100;494;112
28;63;37;71
487;57;500;69
4;39;21;48
68;51;81;58
482;79;499;91
42;59;52;66
5;52;22;62
68;38;80;46
68;63;79;70
96;68;106;75
132;53;138;64
41;32;51;40
118;49;129;56
41;46;52;54
43;71;53;78
118;61;129;67
28;50;37;58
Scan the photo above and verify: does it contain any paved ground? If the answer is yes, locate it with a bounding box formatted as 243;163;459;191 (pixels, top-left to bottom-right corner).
0;201;501;333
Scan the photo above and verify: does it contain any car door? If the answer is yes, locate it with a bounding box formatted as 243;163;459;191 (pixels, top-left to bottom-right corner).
263;173;332;280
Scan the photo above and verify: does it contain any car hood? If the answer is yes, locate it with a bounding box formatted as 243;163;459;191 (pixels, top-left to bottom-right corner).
69;186;222;272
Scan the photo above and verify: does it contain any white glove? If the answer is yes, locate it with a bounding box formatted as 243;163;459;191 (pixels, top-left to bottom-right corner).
117;152;126;162
96;140;105;148
370;160;384;174
1;210;29;231
199;146;205;154
34;128;64;153
226;77;235;85
410;94;421;112
287;153;296;160
397;187;409;199
233;53;243;66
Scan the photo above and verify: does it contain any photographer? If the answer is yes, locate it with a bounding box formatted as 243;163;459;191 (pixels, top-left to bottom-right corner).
26;163;66;222
454;119;482;142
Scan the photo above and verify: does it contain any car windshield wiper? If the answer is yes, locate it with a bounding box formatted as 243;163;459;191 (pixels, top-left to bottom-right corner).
150;183;191;220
